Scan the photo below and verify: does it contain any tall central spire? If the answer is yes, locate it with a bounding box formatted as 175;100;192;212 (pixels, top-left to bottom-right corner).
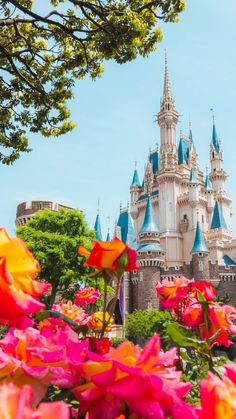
163;50;172;99
157;53;179;171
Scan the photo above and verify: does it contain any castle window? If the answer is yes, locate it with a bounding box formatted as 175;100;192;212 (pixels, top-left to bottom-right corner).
212;152;215;158
198;261;204;271
202;215;204;224
183;214;187;220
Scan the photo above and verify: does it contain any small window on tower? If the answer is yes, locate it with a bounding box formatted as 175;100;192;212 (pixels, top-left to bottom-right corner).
212;152;215;159
184;214;187;220
202;215;204;224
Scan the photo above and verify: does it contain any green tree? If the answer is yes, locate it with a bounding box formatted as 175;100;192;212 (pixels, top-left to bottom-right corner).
0;0;185;164
16;208;95;306
125;309;171;344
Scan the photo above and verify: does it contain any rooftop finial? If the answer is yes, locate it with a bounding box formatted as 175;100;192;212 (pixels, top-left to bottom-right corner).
206;166;208;175
210;107;215;123
120;201;122;213
135;160;137;169
97;199;100;214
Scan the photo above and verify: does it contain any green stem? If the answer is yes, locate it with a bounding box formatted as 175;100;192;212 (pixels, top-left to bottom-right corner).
203;305;214;369
100;276;108;339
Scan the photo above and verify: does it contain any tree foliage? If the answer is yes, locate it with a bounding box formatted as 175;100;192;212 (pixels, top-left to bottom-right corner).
0;0;185;163
16;208;95;306
125;309;171;344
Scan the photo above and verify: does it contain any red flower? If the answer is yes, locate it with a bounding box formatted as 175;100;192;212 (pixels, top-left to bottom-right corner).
89;337;112;355
190;280;216;302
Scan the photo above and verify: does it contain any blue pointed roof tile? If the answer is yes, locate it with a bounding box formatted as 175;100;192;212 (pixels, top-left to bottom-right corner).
94;213;103;241
222;255;236;266
130;169;141;188
212;123;220;154
140;195;159;233
117;210;137;249
149;150;159;173
178;137;189;165
205;174;212;190
189;168;197;183
210;201;227;230
191;221;209;254
137;243;162;252
106;231;111;241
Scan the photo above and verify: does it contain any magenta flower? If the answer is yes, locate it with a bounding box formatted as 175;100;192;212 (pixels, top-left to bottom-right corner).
75;286;101;306
0;326;88;403
74;334;198;419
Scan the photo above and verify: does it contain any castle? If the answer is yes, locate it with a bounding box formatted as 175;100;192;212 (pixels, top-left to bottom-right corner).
94;56;236;315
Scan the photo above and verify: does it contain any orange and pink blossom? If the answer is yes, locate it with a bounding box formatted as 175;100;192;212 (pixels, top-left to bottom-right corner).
38;301;88;333
0;382;69;418
78;237;138;272
0;228;50;328
75;287;101;306
0;326;88;401
181;298;203;327
190;280;217;302
200;304;236;347
156;276;194;309
73;334;198;419
199;366;236;419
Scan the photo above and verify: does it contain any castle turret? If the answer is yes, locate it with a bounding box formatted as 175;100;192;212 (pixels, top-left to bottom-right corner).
209;121;227;192
157;53;179;171
191;220;209;281
94;204;103;241
132;195;165;310
130;161;140;220
188;169;199;207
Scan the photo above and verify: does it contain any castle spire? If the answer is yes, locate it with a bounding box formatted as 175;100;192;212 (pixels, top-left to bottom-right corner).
191;221;208;254
140;195;159;233
130;161;141;187
210;201;227;230
163;50;172;99
94;201;103;241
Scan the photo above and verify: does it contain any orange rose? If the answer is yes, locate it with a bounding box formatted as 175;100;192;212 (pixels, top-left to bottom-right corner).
78;237;138;272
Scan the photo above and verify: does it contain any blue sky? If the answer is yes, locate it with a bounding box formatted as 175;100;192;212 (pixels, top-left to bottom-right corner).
2;0;236;237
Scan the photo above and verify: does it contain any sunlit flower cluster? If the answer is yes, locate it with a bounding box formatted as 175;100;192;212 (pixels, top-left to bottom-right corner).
75;286;101;306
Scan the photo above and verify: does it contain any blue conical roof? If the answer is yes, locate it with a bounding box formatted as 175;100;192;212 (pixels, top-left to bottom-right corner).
117;210;136;249
191;221;208;254
94;213;103;241
140;195;159;233
106;231;111;241
189;168;197;183
210;201;227;230
130;169;141;187
212;123;220;154
149;150;159;173
178;137;189;165
204;174;212;190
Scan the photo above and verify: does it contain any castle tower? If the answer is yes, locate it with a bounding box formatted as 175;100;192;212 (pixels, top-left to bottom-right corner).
132;195;165;310
209;121;227;192
130;162;141;221
191;220;209;281
157;53;179;171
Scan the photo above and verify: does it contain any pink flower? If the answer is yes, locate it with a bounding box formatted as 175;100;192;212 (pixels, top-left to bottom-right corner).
200;304;236;347
0;326;88;402
74;334;198;419
75;287;101;306
181;298;203;327
156;276;194;309
0;382;69;418
199;365;236;418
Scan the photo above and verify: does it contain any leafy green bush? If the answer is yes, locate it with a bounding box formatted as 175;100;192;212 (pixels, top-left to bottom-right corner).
125;309;172;344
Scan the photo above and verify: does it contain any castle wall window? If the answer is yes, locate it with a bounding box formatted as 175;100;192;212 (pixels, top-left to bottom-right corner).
198;261;204;271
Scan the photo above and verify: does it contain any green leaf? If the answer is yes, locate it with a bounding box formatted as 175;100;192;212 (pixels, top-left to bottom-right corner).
166;322;206;349
196;289;207;303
